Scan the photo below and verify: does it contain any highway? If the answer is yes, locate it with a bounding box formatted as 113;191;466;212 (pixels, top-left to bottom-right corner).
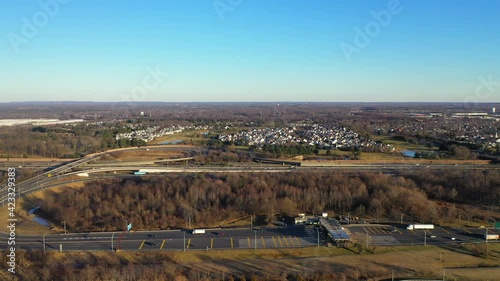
1;146;499;253
1;226;318;252
2;222;497;252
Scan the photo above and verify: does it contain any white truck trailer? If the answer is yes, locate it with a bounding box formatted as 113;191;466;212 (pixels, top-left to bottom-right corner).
485;234;500;240
192;229;205;235
407;224;434;230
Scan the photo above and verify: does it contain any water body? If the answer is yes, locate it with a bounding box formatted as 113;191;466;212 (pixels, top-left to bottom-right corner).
28;206;51;227
401;150;416;158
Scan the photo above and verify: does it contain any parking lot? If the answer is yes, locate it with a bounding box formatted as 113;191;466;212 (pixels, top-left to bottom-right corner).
347;224;499;246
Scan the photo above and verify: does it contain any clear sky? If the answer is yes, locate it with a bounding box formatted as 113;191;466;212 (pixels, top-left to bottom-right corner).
1;0;499;103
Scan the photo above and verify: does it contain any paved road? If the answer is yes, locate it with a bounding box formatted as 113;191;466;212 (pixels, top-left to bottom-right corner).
1;226;318;252
347;224;499;246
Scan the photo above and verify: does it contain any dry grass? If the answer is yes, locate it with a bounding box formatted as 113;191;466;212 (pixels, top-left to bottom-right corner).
107;150;186;161
300;159;490;166
28;245;500;280
148;129;209;145
0;182;87;236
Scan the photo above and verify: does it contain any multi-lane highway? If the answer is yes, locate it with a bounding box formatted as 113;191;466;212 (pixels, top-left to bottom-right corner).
4;222;497;253
2;146;499;253
1;226;319;252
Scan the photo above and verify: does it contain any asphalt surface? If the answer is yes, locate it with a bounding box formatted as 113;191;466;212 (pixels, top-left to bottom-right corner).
347;224;500;246
1;226;318;252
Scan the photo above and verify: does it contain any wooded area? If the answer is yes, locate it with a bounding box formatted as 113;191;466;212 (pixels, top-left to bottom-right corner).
39;170;499;232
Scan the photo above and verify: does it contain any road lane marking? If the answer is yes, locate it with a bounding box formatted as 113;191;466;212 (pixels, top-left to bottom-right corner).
261;236;266;248
364;227;371;234
272;236;277;247
283;236;290;247
289;236;295;247
187;238;191;249
247;237;251;248
210;238;214;249
442;228;450;234
463;228;472;234
139;240;145;250
160;239;166;250
277;236;284;247
295;237;301;246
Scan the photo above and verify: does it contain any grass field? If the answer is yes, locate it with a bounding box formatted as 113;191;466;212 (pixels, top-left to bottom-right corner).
148;129;209;145
6;244;497;280
371;135;440;152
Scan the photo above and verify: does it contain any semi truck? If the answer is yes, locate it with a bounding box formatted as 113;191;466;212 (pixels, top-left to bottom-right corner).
192;229;205;235
407;224;434;230
485;234;500;240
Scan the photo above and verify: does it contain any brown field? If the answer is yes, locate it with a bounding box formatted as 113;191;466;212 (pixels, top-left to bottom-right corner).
106;150;187;161
148;129;209;145
1;245;499;280
300;159;491;166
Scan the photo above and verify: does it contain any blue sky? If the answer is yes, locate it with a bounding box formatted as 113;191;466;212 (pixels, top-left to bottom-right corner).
1;0;499;102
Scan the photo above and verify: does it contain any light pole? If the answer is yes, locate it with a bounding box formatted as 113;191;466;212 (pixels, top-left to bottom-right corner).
364;228;369;248
62;221;66;234
347;213;350;225
424;230;427;246
400;214;404;224
111;232;115;252
183;231;186;252
317;228;320;247
43;231;48;252
254;230;257;250
188;218;191;228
